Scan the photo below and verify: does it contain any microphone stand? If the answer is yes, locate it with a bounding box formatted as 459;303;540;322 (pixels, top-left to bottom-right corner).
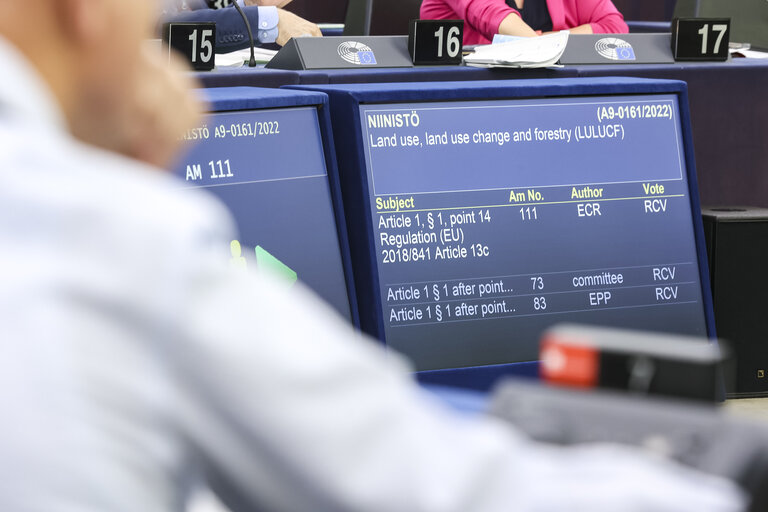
231;1;257;67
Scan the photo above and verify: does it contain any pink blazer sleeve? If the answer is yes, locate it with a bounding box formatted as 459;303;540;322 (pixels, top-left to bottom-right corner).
424;0;519;40
550;0;628;33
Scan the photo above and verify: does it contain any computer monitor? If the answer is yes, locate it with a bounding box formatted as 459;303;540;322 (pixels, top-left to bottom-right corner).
290;78;715;386
173;87;358;325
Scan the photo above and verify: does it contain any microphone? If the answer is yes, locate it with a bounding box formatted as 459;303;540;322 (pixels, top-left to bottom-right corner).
231;1;257;67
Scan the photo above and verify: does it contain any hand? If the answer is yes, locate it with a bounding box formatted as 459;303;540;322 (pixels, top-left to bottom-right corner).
498;12;537;37
245;0;293;7
567;24;593;34
124;50;204;168
72;47;204;169
276;8;322;46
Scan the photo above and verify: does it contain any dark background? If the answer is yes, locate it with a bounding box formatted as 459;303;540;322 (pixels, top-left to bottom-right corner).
286;0;677;26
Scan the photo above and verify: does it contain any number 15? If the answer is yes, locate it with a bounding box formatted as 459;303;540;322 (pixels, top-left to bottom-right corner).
189;29;214;63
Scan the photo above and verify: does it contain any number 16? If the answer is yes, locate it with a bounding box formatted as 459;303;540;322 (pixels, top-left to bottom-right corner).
434;25;461;58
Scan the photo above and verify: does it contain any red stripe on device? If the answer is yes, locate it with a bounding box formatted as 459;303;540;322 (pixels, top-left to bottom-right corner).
540;336;599;388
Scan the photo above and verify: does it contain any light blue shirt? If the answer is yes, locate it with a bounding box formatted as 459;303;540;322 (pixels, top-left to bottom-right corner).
163;0;278;44
246;3;279;44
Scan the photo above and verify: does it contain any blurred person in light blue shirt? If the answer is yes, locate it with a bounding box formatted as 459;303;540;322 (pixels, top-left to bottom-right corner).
0;1;749;511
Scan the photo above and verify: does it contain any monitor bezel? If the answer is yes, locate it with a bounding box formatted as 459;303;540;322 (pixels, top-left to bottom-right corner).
193;86;361;328
289;78;716;384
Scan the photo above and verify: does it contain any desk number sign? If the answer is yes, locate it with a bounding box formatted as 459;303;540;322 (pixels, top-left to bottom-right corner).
671;18;730;61
162;22;217;71
409;20;464;65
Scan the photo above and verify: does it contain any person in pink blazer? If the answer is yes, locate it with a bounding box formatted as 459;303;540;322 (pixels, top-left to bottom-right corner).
420;0;628;45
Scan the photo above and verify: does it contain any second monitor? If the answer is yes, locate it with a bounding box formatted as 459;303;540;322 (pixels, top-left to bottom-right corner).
173;87;358;325
292;78;715;381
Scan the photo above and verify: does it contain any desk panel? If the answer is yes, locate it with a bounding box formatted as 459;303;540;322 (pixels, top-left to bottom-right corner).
297;66;578;84
194;67;299;88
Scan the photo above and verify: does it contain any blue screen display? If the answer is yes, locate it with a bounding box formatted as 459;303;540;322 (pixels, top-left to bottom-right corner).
175;106;353;321
359;94;708;371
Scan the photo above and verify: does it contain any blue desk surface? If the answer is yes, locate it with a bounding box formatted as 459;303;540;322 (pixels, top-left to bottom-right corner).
198;85;326;110
417;362;540;392
194;67;300;88
297;65;578;85
193;63;578;88
422;385;489;415
571;56;768;75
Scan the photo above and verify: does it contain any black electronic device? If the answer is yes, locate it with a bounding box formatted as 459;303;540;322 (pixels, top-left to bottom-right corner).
408;20;463;65
491;380;768;511
703;207;768;397
540;324;726;402
162;22;217;71
343;0;373;36
559;33;675;64
373;0;427;36
265;36;413;70
671;18;730;61
344;0;423;36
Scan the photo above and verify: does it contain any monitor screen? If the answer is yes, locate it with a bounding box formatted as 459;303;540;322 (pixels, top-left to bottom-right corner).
357;93;709;371
175;105;354;322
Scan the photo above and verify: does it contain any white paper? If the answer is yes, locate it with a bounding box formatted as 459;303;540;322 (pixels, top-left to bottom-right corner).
464;31;569;69
730;48;768;59
215;47;278;68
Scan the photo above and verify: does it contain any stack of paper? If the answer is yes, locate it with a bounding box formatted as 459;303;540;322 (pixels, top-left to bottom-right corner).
464;31;569;68
215;47;278;68
730;48;768;59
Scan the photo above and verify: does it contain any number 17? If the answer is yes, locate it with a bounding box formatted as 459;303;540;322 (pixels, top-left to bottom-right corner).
698;24;728;54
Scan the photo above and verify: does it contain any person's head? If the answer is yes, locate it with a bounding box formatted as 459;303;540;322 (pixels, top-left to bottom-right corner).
0;0;155;124
0;0;200;167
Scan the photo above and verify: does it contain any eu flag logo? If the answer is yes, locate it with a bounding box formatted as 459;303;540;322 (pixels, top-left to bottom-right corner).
617;47;636;60
358;51;377;65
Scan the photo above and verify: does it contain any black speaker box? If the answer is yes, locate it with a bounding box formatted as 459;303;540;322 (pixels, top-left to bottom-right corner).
703;207;768;397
